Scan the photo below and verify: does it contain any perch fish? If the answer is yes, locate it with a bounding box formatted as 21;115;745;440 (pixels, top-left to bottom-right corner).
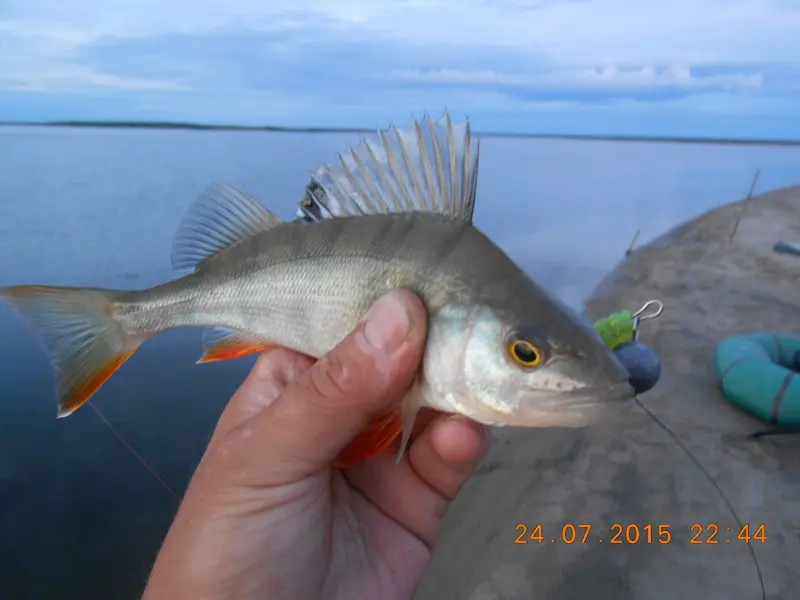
0;111;634;466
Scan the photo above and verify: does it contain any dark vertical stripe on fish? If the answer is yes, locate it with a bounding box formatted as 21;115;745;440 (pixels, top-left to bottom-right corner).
389;216;418;251
321;217;347;255
287;222;308;259
366;216;399;256
433;221;473;270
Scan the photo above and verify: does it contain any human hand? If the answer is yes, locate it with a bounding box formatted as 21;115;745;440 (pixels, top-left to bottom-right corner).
142;289;490;600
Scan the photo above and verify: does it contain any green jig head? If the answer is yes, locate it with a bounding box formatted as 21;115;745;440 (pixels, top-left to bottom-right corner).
594;299;663;350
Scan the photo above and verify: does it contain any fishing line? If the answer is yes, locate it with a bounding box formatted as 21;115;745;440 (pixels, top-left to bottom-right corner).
748;428;800;439
634;381;766;600
88;399;182;504
597;301;765;599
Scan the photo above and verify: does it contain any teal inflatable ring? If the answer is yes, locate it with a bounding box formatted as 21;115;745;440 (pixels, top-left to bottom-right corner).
714;333;800;426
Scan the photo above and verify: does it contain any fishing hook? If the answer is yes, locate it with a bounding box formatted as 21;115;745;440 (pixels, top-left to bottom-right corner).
625;299;664;341
633;299;664;321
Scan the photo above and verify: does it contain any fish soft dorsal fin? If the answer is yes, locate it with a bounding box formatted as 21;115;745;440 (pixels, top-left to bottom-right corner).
171;183;282;272
306;110;480;223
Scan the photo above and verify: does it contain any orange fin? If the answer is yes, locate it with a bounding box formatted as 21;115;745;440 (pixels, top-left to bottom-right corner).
0;285;146;417
61;350;139;414
197;327;273;364
197;340;273;364
334;410;403;468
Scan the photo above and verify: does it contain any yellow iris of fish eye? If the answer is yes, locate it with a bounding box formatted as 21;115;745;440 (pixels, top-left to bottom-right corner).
509;339;542;367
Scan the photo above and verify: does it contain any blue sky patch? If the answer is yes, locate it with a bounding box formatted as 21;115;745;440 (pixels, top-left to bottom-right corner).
0;0;798;139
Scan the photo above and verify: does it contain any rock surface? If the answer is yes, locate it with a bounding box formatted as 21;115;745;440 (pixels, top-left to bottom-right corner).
414;185;800;600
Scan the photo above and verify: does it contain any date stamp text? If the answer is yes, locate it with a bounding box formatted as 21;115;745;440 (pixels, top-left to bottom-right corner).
513;523;767;545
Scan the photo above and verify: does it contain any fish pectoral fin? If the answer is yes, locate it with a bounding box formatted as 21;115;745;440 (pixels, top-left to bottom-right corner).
396;381;422;464
171;183;283;272
0;285;147;417
333;409;403;468
196;327;274;364
304;110;479;223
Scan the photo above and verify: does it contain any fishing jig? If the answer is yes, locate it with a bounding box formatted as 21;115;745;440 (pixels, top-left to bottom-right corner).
594;299;664;351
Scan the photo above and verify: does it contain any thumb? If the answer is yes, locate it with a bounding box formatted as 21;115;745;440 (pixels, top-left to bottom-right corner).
240;288;427;481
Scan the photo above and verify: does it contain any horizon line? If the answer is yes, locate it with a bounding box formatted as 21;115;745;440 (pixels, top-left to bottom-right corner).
1;119;799;147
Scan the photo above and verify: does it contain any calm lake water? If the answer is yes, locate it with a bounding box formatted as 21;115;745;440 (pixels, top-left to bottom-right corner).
0;126;798;599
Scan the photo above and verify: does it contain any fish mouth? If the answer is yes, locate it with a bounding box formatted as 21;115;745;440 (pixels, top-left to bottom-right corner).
489;379;636;429
563;380;636;403
549;380;636;424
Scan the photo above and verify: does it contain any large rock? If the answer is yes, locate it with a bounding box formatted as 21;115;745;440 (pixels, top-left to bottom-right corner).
414;185;800;600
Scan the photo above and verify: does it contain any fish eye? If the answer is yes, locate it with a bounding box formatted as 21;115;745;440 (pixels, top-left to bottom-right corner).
508;339;543;367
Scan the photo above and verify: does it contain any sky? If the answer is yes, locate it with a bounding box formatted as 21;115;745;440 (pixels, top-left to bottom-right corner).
1;0;799;139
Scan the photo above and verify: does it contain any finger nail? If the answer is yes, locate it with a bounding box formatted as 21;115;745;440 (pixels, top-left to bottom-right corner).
363;291;414;354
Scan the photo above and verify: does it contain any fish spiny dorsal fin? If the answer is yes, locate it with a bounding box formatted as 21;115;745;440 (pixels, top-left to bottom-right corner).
305;109;480;223
171;183;282;272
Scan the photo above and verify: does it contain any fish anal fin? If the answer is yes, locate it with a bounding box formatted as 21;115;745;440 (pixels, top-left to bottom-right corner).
334;410;403;468
197;327;274;364
303;110;480;224
197;341;274;364
171;183;283;272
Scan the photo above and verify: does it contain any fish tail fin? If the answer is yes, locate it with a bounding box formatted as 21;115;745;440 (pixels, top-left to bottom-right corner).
0;285;147;417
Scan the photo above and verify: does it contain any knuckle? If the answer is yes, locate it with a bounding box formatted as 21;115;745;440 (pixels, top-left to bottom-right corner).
305;352;360;402
249;353;281;382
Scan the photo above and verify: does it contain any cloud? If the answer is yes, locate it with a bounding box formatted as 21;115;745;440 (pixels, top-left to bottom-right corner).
0;0;798;137
390;65;764;92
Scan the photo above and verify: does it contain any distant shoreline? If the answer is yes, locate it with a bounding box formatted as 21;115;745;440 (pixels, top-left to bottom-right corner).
1;120;799;147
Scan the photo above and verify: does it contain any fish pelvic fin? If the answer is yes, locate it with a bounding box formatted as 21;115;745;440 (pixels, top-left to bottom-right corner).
171;183;283;272
197;327;274;364
333;378;424;467
334;409;403;468
305;110;480;224
0;286;147;417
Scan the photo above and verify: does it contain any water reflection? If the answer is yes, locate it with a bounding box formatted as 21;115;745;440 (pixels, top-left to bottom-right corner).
0;126;797;598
